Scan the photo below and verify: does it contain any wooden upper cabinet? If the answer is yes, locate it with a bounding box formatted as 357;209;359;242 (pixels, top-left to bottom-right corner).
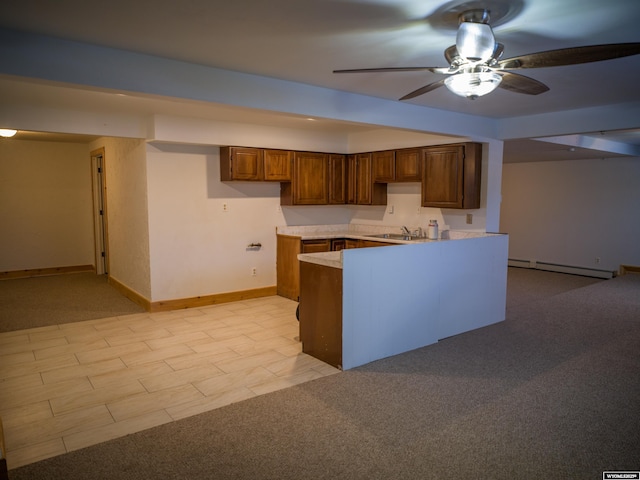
346;155;357;205
372;150;395;182
263;149;293;181
221;143;479;209
421;143;481;209
460;142;482;209
220;147;291;181
220;146;263;181
373;148;421;183
347;153;387;205
395;148;422;182
355;153;373;204
328;154;346;204
292;151;328;205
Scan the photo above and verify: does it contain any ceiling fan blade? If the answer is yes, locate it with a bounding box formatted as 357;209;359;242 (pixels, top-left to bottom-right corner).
498;43;640;69
399;79;447;101
498;72;550;95
333;67;441;74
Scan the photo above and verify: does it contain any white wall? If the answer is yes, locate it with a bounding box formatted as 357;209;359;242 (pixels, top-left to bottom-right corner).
500;156;640;273
151;115;351;153
90;137;152;298
348;183;445;233
0;139;94;271
341;234;508;369
146;143;280;300
145;143;355;301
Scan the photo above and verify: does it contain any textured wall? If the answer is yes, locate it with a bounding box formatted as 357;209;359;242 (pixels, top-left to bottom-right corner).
91;137;152;299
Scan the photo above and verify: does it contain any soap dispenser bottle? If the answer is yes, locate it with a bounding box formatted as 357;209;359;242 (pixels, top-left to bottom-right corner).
428;219;439;240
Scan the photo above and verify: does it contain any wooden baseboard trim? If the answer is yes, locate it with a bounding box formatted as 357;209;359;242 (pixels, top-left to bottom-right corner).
0;265;95;280
149;286;278;313
107;276;152;311
620;265;640;275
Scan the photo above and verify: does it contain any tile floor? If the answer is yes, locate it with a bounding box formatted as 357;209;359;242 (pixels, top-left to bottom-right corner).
0;295;340;470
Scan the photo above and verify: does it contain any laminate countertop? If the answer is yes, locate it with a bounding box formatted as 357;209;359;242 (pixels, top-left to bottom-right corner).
286;224;502;269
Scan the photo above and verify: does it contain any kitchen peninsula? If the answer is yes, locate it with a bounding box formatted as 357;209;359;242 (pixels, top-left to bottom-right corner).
285;225;508;370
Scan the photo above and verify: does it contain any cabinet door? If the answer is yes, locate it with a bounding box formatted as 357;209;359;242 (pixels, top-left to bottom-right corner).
460;142;482;209
328;154;346;204
293;152;328;205
301;239;331;253
348;153;387;205
345;239;359;249
299;261;343;369
220;147;263;181
421;145;465;208
395;148;422;182
372;150;395;182
264;149;292;181
346;155;357;205
331;239;346;251
358;240;394;248
276;234;301;301
355;153;373;204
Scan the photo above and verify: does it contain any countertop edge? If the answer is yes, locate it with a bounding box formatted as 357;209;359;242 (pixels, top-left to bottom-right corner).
298;251;343;269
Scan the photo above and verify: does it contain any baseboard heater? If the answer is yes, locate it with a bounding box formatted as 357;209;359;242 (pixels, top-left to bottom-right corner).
508;259;615;279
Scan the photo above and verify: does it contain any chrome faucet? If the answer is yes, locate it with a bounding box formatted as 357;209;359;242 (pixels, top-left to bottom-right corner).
401;226;411;236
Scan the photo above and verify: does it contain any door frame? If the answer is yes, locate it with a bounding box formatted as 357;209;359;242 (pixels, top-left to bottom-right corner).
90;147;110;275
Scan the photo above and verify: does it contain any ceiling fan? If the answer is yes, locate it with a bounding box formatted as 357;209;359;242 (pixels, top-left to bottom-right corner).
333;8;640;100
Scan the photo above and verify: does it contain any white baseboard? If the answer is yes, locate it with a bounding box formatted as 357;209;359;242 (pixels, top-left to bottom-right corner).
508;259;614;279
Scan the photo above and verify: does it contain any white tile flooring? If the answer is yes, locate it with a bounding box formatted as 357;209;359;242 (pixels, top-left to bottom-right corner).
0;295;340;470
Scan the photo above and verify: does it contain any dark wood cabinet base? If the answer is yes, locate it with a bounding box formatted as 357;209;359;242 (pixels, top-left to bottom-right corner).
299;261;343;369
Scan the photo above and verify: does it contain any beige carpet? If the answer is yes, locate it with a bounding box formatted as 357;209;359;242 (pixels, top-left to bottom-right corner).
0;273;145;333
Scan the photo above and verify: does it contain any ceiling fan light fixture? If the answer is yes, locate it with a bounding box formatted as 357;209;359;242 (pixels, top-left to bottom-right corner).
456;21;496;62
444;71;502;99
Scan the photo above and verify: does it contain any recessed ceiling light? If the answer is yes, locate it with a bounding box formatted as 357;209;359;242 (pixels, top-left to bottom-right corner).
0;129;17;137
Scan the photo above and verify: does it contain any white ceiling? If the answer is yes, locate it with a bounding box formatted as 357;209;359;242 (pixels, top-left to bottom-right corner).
1;0;640;161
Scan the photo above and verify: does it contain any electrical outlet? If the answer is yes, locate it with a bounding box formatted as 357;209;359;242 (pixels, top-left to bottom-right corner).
223;202;228;212
595;257;601;264
388;205;394;214
251;267;257;276
466;213;473;224
416;206;421;214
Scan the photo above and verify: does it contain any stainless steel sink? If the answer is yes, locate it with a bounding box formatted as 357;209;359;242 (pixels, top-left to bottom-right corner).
365;233;416;241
